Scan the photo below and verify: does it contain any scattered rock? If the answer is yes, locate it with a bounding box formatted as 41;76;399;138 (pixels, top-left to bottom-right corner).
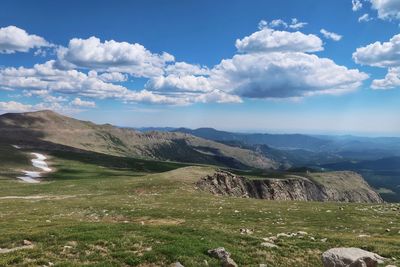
23;240;32;246
239;228;253;235
171;262;184;267
262;236;277;242
386;229;391;232
208;247;238;267
320;238;328;242
276;233;292;238
322;247;385;267
260;242;278;248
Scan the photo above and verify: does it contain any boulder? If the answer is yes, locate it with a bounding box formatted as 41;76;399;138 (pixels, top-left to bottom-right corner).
208;247;238;267
322;247;385;267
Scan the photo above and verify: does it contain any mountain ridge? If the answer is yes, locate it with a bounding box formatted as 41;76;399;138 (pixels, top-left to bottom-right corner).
0;110;277;170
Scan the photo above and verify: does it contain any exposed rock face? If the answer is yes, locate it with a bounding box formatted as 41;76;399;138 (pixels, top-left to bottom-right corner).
196;170;383;203
321;247;385;267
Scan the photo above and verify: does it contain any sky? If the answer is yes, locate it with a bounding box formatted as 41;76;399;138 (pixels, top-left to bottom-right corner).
0;0;400;136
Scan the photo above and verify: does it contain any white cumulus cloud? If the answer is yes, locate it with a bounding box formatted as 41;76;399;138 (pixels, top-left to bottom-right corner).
0;101;32;112
0;25;50;54
57;36;174;78
71;97;96;108
353;33;400;67
371;67;400;89
235;27;323;53
370;0;400;21
209;52;368;99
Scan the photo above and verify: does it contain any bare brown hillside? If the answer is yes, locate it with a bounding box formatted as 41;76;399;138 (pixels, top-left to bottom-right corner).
0;110;277;170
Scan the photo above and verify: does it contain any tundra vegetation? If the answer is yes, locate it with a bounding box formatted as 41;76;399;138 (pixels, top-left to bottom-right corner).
0;144;399;266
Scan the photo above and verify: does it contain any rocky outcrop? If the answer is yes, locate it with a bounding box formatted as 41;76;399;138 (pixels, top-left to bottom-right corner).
321;247;385;267
207;247;238;267
196;170;383;203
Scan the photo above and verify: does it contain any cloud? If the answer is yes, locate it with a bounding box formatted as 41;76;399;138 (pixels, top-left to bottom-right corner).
0;100;80;114
0;101;32;112
358;13;372;22
0;60;184;105
320;29;343;41
371;67;400;89
0;60;240;105
235;27;323;53
353;33;400;90
353;33;400;68
209;52;368;99
146;75;212;93
164;62;210;76
0;22;369;106
88;71;128;82
0;25;50;54
370;0;400;21
352;0;363;11
261;19;288;29
70;97;96;107
57;36;175;77
288;18;307;29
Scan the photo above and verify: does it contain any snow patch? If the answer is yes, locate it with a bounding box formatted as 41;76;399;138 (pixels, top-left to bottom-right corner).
17;153;52;183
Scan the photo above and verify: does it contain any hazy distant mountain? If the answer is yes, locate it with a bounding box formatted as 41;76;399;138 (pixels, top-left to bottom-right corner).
173;127;400;161
135;127;177;132
0;111;276;170
174;127;330;150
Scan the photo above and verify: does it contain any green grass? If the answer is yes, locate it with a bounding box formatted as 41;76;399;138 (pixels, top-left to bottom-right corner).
0;147;399;266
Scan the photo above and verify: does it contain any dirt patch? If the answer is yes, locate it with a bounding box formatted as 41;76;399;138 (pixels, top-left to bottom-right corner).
135;217;185;226
0;194;94;200
0;241;34;254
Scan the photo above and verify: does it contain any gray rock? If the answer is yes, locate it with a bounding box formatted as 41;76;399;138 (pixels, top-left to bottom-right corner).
322;247;385;267
196;170;383;203
208;247;238;267
261;242;278;248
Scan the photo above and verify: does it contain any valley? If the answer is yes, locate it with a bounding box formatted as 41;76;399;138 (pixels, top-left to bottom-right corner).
0;111;399;266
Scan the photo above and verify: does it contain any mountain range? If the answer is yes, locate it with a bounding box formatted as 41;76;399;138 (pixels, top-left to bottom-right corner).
1;110;399;201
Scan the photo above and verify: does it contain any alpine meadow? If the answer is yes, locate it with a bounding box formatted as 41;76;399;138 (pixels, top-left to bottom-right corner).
0;1;400;266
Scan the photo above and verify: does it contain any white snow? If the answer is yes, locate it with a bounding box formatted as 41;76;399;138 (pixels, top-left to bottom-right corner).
21;171;41;178
12;145;21;149
16;176;40;183
30;153;51;172
17;153;52;183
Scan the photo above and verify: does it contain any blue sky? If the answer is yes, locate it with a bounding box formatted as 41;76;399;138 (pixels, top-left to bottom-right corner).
1;0;400;136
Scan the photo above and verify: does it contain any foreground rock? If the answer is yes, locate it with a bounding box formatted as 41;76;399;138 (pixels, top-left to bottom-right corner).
208;247;238;267
197;170;383;203
322;247;385;267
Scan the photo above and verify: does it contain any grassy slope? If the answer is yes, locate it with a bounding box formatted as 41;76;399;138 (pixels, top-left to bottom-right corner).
0;110;275;170
0;151;398;266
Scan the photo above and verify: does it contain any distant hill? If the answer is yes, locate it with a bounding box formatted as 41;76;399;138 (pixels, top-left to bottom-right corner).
174;127;330;150
322;157;400;202
0;110;277;170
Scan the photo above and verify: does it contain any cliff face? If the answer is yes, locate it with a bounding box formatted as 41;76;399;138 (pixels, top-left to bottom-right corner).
196;170;383;203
